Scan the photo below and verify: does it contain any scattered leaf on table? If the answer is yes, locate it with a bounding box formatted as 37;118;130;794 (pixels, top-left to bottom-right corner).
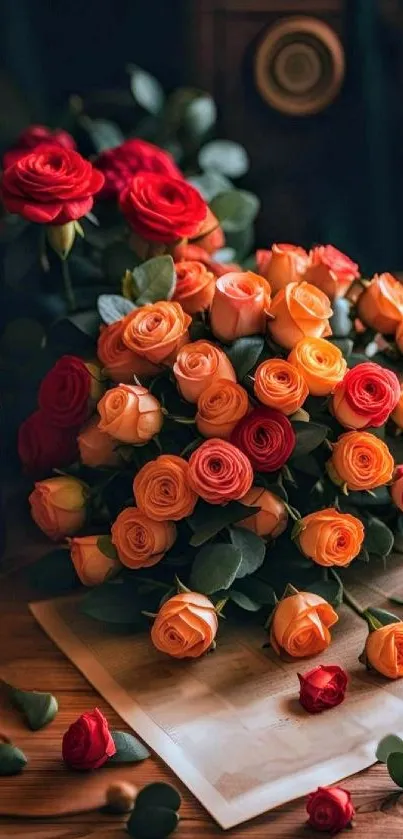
135;781;181;811
5;684;58;730
0;743;27;776
376;734;403;763
109;730;150;764
127;805;179;839
387;751;403;787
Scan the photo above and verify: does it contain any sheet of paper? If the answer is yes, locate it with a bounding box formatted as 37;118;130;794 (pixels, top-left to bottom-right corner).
31;555;403;829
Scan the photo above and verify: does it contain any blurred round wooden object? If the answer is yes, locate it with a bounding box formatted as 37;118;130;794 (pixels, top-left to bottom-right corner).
254;16;345;116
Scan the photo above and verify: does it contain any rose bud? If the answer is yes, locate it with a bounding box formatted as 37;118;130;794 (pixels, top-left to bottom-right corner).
196;379;249;439
391;465;403;512
357;272;403;334
188;438;253;504
95;137;181;200
210;271;271;342
111;506;176;569
69;535;121;586
134;455;198;521
39;355;105;428
396;320;403;354
331;362;400;429
288;337;346;397
173;340;236;404
391;386;403;429
29;476;89;541
364;621;403;678
304;244;360;300
256;243;308;294
192;207;224;253
306;786;354;833
230;407;295;472
298;665;348;713
122;301;191;366
97;384;163;445
3;124;76;169
97;318;159;384
172;260;216;315
270;592;338;658
297;508;364;567
267;281;333;350
326;431;394;491
254;358;308;415
237;486;288;538
119;172;207;245
18;410;78;474
151;593;218;659
47;221;77;260
77;417;122;468
62;708;116;770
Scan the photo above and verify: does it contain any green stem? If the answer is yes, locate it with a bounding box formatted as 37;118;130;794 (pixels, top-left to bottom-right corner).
61;258;76;312
330;568;365;618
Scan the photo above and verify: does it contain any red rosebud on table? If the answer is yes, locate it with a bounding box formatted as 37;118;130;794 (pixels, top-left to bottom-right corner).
306;786;354;834
62;708;116;770
298;665;348;713
18;410;78;474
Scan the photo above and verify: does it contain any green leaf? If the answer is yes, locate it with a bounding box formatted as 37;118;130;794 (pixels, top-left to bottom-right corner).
109;730;150;763
97;294;136;325
80;581;145;625
365;607;401;627
128;65;165;114
290;453;322;478
377;734;403;763
135;782;181;812
364;516;394;558
329;338;354;357
223;335;264;376
183;95;216;137
97;535;118;561
81;117;124;152
188;171;232;202
127;806;179;839
189;544;242;594
347;486;391;506
290;421;328;458
229;527;265;578
330;298;353;337
389;595;403;606
387;751;403;787
306;578;343;607
133;255;176;305
28;549;80;596
198;140;249;178
6;685;58;730
229;590;262;611
235;577;277;606
210;189;260;233
0;743;27;776
188;500;260;546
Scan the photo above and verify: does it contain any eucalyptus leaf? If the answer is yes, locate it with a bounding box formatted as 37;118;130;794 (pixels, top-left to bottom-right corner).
80;581;145;626
188;171;232;202
306;578;343;607
365;606;400;626
97;294;136;325
223;335;264;376
109;730;150;763
188;500;260;546
29;549;80;596
133;255;176;304
330;297;353;337
229;590;262;611
229;527;266;578
291;421;328;458
97;535;118;561
6;684;58;730
210;190;260;233
82;118;124;152
127;806;179;839
189;544;242;594
363;517;394;558
0;743;27;776
129;66;165;114
198;140;249;178
235;577;277;606
376;734;403;763
135;782;181;812
183;95;216;137
387;751;403;787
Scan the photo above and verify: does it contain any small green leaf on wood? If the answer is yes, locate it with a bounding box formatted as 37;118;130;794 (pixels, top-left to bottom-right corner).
229;590;262;611
109;730;150;764
235;577;277;606
135;782;181;812
5;684;58;730
0;743;27;775
133;255;176;305
376;734;403;763
189;544;242;594
229;527;265;577
389;595;403;606
387;751;403;787
97;535;118;561
223;335;264;376
127;806;179;839
364;606;401;627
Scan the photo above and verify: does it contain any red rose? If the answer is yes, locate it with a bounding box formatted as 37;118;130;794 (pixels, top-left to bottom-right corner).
3;124;76;170
38;356;104;428
188;438;253;504
119;172;207;243
95;138;181;200
298;665;348;713
18;410;78;474
230;407;295;472
1;146;104;223
62;708;116;770
306;786;355;834
305;245;360;300
331;362;400;429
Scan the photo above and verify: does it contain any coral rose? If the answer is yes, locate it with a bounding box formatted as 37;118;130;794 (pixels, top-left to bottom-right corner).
111;507;176;569
188;438;253;504
396;320;403;353
172;260;215;315
288;337;347;397
95;138;181;200
306;786;354;833
39;355;105;428
97;384;163;445
173;242;241;278
231;407;295;472
210;271;271;342
331;362;400;429
391;465;403;511
77;417;122;468
298;665;348;714
357;272;403;334
304;244;360;300
18;410;78;474
326;431;394;491
62;708;116;770
29;476;88;541
69;535;121;586
133;454;198;521
254;358;308;415
119;172;207;243
122;301;191;365
297;508;364;567
151;592;218;659
270;592;338;658
173;340;236;403
268;281;333;350
365;622;403;679
256;243;308;294
3;124;76;169
196;379;249;439
391;387;403;429
97;319;158;383
238;486;288;538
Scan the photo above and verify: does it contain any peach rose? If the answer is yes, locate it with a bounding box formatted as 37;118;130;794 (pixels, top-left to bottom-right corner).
254;358;308;415
365;622;403;679
78;417;122;468
172;260;215;315
288;337;347;397
256;243;308;294
196;379;249;439
69;535;121;585
391;387;403;429
391;465;403;511
238;486;288;538
191;207;224;253
297;508;364;567
133;454;198;521
151;592;218;659
29;476;88;541
357;273;403;334
97;319;158;383
326;431;394;491
210;271;271;343
97;384;163;444
396;320;403;353
111;506;176;569
268;281;333;351
270;591;338;658
173;340;236;403
188;438;253;504
304;245;359;300
122;301;191;364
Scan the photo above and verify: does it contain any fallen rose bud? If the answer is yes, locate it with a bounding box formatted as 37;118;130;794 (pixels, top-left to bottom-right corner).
298;665;348;713
306;786;354;833
62;708;116;770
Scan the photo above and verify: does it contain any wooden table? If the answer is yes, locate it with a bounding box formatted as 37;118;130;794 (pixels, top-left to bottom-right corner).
1;513;403;838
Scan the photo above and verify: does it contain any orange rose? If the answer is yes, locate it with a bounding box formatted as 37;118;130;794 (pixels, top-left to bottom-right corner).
122;301;191;364
297;508;364;567
288;337;347;396
396;320;403;353
238;486;288;538
357;273;403;334
256;243;308;294
77;417;122;468
111;506;176;569
133;454;198;521
268;281;333;351
151;592;218;658
191;207;224;253
365;623;403;679
391;387;403;429
172;260;215;315
254;358;308;415
29;476;88;541
304;245;359;300
97;384;163;444
97;319;158;383
326;431;394;491
196;379;249;439
69;535;121;586
173;340;236;403
270;591;338;658
188;438;253;504
210;271;271;343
